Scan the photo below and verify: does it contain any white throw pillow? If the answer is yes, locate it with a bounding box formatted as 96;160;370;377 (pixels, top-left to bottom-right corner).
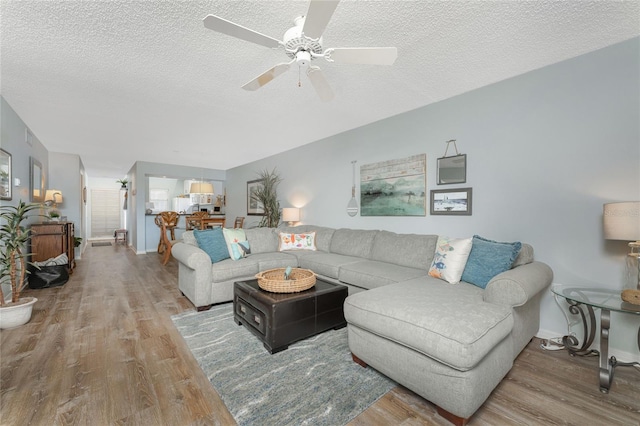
223;228;248;260
278;232;317;251
428;236;473;284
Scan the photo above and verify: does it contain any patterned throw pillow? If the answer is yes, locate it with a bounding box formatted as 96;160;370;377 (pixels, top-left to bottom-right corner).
278;232;317;251
461;235;522;289
428;236;473;284
223;228;249;260
193;228;230;263
230;240;251;260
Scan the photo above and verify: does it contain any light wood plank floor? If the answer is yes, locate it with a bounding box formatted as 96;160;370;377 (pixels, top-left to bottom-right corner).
1;243;639;425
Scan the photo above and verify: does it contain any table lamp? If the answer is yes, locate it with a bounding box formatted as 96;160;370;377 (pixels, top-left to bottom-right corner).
44;189;63;207
603;201;640;304
282;207;300;226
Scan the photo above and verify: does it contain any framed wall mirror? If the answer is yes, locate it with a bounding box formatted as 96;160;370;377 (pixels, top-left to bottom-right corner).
0;149;11;200
30;157;44;202
437;154;467;185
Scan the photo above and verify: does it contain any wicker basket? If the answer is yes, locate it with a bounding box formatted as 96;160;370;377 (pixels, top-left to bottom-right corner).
256;268;316;293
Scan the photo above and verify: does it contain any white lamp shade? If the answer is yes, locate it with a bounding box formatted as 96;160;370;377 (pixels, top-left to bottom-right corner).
282;207;300;223
189;182;214;194
45;189;63;204
603;202;640;241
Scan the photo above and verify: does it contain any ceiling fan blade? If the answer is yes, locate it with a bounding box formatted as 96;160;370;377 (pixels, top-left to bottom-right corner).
302;0;340;39
242;62;292;91
326;47;398;65
203;15;281;49
306;66;334;102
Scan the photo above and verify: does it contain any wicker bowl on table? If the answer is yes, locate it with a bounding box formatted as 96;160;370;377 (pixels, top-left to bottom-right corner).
255;268;316;293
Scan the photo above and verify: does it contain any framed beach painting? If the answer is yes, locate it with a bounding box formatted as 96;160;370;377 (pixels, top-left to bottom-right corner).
360;154;426;216
430;188;472;216
247;179;264;215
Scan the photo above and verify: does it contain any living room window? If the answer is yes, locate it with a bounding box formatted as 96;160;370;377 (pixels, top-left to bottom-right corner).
90;189;120;238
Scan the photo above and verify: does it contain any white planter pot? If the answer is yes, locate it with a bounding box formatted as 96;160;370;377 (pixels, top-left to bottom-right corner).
0;297;38;329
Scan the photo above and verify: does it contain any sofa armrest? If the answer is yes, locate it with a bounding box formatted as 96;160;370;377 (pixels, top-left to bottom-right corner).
172;242;211;271
483;261;553;307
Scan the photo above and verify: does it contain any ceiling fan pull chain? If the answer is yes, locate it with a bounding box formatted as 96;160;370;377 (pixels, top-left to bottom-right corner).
298;66;302;87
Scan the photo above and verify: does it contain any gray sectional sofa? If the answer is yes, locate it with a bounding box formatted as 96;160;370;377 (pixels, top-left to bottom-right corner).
171;225;553;424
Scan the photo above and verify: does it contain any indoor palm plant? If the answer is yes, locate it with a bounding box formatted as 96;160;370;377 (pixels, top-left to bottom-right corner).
251;168;282;228
0;201;41;329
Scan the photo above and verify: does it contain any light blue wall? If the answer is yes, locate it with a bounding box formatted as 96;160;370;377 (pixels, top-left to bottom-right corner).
49;152;85;256
1;97;49;209
225;38;640;358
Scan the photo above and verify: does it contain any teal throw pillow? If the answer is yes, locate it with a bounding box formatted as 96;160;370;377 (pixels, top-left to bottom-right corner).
461;235;522;289
194;228;230;263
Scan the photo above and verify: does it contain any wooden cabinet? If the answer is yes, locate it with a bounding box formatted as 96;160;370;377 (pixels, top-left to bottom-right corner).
30;222;75;272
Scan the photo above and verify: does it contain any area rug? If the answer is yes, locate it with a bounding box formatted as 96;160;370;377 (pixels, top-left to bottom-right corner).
172;304;395;426
91;241;112;247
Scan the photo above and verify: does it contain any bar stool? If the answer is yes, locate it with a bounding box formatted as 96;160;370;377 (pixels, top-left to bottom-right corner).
155;211;178;254
114;229;128;244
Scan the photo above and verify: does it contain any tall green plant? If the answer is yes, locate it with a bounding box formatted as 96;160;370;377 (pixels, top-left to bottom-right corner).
0;201;40;305
250;168;282;228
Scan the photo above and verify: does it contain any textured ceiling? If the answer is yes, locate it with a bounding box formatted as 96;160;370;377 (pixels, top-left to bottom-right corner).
1;1;638;178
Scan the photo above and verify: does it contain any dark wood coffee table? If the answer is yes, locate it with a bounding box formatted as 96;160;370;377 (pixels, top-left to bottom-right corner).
233;278;348;354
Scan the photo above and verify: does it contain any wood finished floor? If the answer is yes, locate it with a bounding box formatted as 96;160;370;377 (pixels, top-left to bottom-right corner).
1;243;639;425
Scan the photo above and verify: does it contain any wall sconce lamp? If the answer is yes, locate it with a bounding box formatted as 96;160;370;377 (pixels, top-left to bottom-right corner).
603;201;640;304
44;189;63;208
282;207;300;226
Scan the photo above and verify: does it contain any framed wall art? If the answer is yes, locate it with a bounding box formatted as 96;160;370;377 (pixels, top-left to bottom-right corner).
430;187;472;216
247;179;264;215
360;154;426;216
0;149;11;200
30;157;44;203
437;154;467;185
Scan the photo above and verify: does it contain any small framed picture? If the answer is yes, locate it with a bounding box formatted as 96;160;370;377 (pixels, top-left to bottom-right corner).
247;179;265;216
60;216;68;222
430;188;472;216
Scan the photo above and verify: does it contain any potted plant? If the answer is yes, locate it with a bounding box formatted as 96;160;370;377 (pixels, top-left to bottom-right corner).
0;201;40;329
116;178;128;189
250;168;282;228
48;210;61;222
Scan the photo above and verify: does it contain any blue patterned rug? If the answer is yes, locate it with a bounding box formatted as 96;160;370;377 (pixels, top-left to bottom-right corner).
172;304;395;426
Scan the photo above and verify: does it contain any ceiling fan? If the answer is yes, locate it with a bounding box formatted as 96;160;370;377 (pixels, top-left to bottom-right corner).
203;0;398;101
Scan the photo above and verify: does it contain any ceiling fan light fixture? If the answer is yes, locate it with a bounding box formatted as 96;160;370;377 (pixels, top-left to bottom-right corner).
296;51;311;67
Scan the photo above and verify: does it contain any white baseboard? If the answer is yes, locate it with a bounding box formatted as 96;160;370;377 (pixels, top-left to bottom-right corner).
536;328;640;364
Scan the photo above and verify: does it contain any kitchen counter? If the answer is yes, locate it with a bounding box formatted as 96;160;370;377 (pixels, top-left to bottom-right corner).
145;214;225;252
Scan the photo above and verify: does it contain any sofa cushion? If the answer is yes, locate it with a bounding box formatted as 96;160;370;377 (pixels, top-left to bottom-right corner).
252;252;299;271
370;231;438;270
330;229;378;258
338;260;428;290
298;252;363;280
244;228;279;253
193;228;230;263
344;278;513;371
428;236;473;284
211;257;259;283
461;236;522;289
512;243;534;268
182;230;198;247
